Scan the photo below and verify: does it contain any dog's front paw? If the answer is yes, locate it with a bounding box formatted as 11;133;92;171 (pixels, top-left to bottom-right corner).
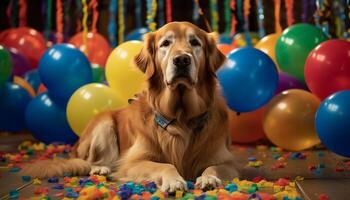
89;166;111;176
195;175;222;190
161;176;187;193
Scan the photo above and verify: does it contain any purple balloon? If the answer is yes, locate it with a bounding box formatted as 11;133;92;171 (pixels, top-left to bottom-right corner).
275;72;307;94
9;48;32;76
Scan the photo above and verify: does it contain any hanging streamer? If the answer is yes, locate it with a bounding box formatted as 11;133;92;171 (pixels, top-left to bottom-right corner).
230;0;237;37
315;0;330;37
210;0;219;32
76;0;82;33
224;0;231;37
108;0;117;47
236;0;244;33
166;0;172;23
64;0;72;41
89;0;99;33
301;0;308;22
82;0;88;54
256;0;265;38
193;0;199;23
8;0;19;27
146;0;157;31
334;0;347;38
135;0;142;28
19;0;27;27
274;0;282;33
45;0;53;40
118;0;125;43
158;0;165;26
284;0;294;26
194;0;211;32
56;0;64;43
243;0;252;46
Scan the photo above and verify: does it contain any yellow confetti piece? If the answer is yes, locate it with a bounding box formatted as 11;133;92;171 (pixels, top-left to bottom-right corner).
175;190;183;198
33;178;41;185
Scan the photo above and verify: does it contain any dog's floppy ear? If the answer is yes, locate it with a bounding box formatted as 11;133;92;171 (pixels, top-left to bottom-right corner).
206;32;227;72
134;32;156;79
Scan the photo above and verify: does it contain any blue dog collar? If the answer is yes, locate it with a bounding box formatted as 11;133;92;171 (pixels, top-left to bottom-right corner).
154;112;174;129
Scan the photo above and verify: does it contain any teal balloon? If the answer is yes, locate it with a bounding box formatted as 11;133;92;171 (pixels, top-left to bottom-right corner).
275;23;328;81
0;45;12;86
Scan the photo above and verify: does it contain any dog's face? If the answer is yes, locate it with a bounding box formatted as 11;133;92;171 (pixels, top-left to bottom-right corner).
135;22;226;91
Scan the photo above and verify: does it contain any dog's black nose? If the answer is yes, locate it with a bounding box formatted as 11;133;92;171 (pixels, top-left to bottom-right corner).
173;54;191;67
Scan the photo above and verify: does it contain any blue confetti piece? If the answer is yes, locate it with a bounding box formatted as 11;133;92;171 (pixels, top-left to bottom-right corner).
187;181;194;190
9;167;21;173
52;184;64;190
48;176;59;183
9;190;19;199
248;157;257;161
21;176;31;182
224;183;238;192
66;191;79;198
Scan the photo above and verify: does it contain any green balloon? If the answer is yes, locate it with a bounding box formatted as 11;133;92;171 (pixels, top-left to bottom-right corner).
0;46;12;86
275;24;328;81
91;64;106;83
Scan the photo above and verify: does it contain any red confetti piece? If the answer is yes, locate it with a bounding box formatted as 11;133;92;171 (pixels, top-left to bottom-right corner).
319;193;329;200
252;176;265;183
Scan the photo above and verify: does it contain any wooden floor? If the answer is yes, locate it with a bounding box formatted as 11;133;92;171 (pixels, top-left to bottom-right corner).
1;132;350;199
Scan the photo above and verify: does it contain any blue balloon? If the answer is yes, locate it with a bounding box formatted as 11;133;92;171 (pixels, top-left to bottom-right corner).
217;47;278;112
25;92;78;144
125;27;149;41
316;90;350;157
23;70;41;91
0;83;32;132
219;34;233;44
38;44;92;105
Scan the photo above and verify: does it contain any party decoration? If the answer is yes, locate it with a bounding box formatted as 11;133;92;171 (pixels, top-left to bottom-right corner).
263;89;320;151
210;0;219;33
275;72;306;94
69;32;112;67
301;0;308;23
256;0;266;38
108;0;117;47
56;0;64;43
23;70;41;91
166;0;172;23
229;106;266;143
0;27;46;68
274;0;282;33
135;0;142;28
217;44;236;55
89;0;99;33
105;41;145;103
44;0;53;41
219;34;232;45
316;90;350;157
157;0;165;26
243;0;252;46
18;0;27;27
275;23;328;81
284;0;294;26
25;92;78;144
0;46;12;86
305;39;350;100
9;48;31;76
223;0;231;37
67;83;126;136
91;64;105;83
193;0;199;23
38;44;92;104
125;28;149;41
118;0;125;43
81;0;88;53
230;0;237;36
217;47;278;112
0;83;31;132
234;32;259;47
255;33;281;70
13;76;35;97
147;0;158;31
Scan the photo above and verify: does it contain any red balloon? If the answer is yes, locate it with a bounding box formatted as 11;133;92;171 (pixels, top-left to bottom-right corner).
305;39;350;100
0;27;46;69
69;32;112;67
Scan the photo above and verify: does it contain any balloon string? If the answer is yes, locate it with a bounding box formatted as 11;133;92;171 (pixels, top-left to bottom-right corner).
230;0;237;37
194;0;212;32
89;0;99;33
224;0;231;36
158;0;165;26
210;0;219;32
256;0;266;38
56;0;64;43
108;0;117;47
146;0;157;31
285;0;294;26
19;0;27;27
274;0;282;33
135;0;142;28
118;0;125;43
243;0;252;46
166;0;172;23
82;0;88;54
75;0;82;33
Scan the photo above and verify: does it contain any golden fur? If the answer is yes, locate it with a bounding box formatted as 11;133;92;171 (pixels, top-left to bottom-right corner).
22;22;239;192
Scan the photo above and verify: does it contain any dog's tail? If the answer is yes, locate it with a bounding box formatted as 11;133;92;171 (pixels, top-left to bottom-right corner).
21;158;91;178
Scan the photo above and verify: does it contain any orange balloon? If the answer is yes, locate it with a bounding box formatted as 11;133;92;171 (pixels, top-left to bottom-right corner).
217;44;237;55
69;32;112;67
263;89;321;151
37;84;47;94
255;33;281;70
13;76;36;97
229;106;266;143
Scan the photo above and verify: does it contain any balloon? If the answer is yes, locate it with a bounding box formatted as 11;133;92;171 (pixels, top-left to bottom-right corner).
0;27;47;68
125;27;149;41
0;82;32;132
217;47;278;112
217;44;237;55
0;45;12;86
67;83;126;136
255;33;281;70
38;44;92;104
233;32;260;47
91;64;106;83
105;40;145;103
275;72;306;94
25;93;78;144
69;32;112;67
219;34;233;44
263;89;321;151
316;90;350;157
305;39;350;100
13;76;35;97
9;48;32;76
23;70;41;91
229;106;266;143
37;84;47;94
275;24;328;81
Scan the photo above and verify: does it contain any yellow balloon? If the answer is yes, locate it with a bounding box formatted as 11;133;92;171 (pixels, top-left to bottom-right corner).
67;83;127;136
105;40;145;104
233;32;260;47
263;89;321;151
13;76;36;97
255;33;281;71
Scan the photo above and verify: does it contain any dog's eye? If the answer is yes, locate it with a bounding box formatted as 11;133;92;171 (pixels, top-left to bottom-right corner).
160;40;171;47
190;39;201;46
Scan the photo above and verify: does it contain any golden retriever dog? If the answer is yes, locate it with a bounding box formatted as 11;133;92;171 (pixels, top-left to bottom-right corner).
23;22;239;192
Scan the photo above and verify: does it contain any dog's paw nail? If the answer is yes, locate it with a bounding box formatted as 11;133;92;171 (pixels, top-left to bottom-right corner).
89;166;111;176
161;178;187;193
195;175;222;190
